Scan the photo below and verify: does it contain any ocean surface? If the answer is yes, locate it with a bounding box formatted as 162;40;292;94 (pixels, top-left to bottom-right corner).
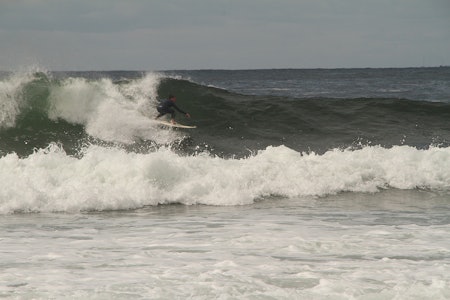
1;67;450;299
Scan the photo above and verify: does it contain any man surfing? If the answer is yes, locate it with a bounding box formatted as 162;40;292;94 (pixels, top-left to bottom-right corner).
155;94;191;124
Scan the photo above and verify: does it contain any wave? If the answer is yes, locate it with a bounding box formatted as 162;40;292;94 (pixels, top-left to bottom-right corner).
1;69;450;158
0;70;188;156
1;143;449;214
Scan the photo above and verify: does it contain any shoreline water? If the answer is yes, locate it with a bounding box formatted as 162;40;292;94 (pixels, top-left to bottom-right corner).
2;190;449;299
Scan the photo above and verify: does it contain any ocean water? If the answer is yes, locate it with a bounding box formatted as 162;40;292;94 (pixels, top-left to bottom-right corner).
1;67;450;299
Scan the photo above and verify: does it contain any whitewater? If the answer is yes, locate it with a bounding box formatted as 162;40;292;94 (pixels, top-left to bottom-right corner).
1;67;450;299
1;143;450;214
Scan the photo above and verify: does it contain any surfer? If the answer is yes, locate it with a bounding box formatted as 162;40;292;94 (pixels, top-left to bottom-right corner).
155;94;191;124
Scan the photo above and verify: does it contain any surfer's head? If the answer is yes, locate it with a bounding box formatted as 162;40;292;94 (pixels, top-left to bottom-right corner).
169;94;176;101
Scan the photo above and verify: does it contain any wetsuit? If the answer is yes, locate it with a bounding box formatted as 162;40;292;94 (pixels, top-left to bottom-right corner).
156;99;187;119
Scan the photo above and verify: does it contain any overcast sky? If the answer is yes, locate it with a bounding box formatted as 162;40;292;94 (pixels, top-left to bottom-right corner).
0;0;449;71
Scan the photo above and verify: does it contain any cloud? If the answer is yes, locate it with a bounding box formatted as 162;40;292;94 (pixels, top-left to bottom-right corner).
0;0;449;70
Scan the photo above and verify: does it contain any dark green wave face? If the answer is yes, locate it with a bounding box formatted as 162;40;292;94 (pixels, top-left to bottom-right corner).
0;72;84;156
1;69;450;158
158;77;450;156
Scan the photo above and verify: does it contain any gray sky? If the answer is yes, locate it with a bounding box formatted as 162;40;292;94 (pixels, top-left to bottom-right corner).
1;0;449;71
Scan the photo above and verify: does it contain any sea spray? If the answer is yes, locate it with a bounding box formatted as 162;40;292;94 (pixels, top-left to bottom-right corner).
47;73;173;143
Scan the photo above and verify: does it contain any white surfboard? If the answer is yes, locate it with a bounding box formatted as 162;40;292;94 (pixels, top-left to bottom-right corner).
153;120;197;129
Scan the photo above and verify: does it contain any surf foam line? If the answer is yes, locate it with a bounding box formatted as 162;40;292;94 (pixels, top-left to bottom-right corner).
1;144;450;214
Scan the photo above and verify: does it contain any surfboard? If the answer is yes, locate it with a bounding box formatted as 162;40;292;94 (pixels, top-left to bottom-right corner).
153;120;197;129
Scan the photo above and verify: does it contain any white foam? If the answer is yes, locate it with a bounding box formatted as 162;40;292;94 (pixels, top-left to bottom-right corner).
1;144;450;214
48;72;179;144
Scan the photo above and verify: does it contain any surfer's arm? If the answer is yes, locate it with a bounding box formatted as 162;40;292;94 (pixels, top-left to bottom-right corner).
173;104;190;117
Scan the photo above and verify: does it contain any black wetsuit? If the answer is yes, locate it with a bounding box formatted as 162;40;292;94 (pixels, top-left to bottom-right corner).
156;99;187;119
